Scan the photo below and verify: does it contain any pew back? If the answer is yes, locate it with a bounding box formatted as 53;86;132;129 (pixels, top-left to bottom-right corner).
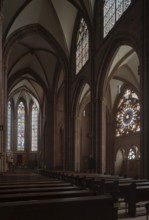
0;195;117;220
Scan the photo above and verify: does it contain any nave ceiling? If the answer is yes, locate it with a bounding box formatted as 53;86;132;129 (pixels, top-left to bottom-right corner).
2;0;139;109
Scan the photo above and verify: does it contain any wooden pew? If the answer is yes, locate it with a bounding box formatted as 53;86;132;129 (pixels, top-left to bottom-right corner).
145;202;149;220
0;179;62;185
81;176;149;215
0;189;95;202
118;181;149;198
86;177;149;193
0;182;73;190
0;185;82;194
0;174;51;182
125;183;149;217
87;178;149;196
0;195;117;220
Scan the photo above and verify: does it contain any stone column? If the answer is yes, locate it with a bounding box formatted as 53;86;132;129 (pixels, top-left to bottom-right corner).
96;96;107;174
0;4;6;174
95;96;102;173
141;0;149;178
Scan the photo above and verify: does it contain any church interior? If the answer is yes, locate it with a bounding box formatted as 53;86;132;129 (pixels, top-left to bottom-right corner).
0;0;149;219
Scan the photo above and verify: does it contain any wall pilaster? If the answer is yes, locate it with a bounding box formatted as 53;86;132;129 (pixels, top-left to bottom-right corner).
141;0;149;178
0;9;6;174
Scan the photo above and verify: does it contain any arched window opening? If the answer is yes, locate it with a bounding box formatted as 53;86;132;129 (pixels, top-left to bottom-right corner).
128;148;135;160
7;101;11;151
76;18;89;74
115;89;140;136
104;0;131;37
31;103;38;151
17;101;25;151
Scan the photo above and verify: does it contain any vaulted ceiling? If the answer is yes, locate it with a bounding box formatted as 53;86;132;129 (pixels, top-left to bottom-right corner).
2;0;95;103
2;0;140;110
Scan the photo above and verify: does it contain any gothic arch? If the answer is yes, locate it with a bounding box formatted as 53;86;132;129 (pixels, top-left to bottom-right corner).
96;35;140;174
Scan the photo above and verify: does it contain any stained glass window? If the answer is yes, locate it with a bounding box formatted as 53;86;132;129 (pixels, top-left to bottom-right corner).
104;0;131;37
31;103;38;151
17;101;25;151
115;89;140;137
7;101;11;150
128;148;135;160
116;0;123;21
76;18;89;74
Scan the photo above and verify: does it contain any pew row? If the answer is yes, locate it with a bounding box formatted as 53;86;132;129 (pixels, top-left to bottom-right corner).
125;183;149;217
145;202;149;220
0;179;62;185
0;195;117;220
0;189;95;202
0;185;81;194
0;182;73;190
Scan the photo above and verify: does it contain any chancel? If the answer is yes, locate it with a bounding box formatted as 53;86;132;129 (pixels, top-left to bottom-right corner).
0;0;149;220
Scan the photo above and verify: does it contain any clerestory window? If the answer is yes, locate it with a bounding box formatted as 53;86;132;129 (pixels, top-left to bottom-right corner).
104;0;131;37
76;18;89;74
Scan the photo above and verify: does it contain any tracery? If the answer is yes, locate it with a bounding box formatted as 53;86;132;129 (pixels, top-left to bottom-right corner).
115;89;140;136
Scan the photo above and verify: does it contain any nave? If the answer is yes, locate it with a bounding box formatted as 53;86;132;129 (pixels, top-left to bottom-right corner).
0;169;149;220
2;0;146;180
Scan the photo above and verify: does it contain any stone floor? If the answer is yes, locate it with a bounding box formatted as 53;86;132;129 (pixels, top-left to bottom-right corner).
118;206;147;220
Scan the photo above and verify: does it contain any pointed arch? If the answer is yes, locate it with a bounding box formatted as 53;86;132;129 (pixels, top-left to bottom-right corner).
96;39;140;174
